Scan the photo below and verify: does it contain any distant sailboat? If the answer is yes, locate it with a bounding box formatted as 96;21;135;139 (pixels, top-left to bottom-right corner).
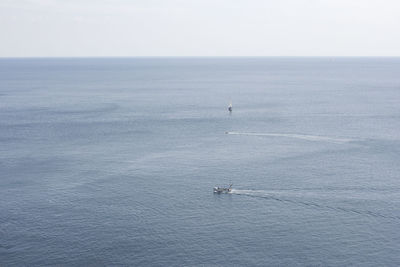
228;101;232;112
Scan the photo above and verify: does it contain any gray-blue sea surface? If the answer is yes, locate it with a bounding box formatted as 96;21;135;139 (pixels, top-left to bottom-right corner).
1;57;400;266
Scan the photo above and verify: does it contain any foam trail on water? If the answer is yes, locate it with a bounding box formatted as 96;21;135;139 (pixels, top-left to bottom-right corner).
230;189;400;221
225;131;353;144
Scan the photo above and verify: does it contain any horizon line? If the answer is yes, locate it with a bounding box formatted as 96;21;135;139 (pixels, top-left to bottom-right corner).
1;55;400;59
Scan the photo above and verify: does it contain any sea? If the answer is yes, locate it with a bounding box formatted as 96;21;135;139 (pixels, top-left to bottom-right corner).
1;57;400;266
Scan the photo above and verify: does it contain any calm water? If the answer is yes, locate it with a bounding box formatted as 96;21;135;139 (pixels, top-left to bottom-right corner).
1;57;400;266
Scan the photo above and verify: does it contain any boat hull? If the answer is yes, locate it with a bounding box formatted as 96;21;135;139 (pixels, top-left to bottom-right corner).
213;187;232;193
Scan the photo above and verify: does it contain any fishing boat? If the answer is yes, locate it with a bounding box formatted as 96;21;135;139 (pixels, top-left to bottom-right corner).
213;184;232;193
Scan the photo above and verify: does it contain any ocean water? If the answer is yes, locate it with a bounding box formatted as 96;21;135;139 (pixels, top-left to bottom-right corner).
1;57;400;266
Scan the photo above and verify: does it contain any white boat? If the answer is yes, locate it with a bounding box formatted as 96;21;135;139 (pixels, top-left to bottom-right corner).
213;184;232;193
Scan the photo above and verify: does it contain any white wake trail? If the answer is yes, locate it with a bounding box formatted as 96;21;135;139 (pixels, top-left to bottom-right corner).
229;189;400;221
225;131;353;144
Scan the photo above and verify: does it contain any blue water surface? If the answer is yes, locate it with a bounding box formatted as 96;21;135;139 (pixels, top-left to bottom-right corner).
1;57;400;266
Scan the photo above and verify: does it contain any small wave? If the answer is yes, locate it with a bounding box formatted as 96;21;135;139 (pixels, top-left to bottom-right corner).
230;189;400;221
225;132;353;144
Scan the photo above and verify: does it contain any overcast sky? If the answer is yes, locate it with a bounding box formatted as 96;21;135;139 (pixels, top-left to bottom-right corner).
1;0;399;57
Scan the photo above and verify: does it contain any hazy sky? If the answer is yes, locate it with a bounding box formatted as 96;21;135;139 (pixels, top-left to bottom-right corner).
1;0;399;57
